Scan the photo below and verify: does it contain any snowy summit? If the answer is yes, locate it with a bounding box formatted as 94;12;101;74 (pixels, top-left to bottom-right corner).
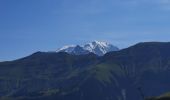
56;41;119;56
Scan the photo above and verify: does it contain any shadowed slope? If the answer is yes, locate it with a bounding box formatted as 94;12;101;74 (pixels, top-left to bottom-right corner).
1;42;170;100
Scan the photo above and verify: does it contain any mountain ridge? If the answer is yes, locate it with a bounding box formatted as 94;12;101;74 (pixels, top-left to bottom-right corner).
0;42;170;100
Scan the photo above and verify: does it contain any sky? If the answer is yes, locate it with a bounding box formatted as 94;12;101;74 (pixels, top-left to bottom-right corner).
1;0;170;61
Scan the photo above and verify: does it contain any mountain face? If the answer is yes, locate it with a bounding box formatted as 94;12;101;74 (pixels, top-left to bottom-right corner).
56;41;119;56
1;42;170;100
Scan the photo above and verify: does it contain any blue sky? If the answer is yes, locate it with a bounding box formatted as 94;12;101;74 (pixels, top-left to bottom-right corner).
1;0;170;61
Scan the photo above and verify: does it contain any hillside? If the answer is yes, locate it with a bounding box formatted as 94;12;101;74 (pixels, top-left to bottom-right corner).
0;42;170;100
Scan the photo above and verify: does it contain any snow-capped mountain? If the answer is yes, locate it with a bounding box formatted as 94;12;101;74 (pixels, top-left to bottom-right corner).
56;41;119;56
56;45;76;53
83;41;119;56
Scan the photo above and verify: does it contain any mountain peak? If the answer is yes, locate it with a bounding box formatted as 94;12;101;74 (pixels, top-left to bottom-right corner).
56;41;119;56
56;45;76;52
87;41;108;48
92;40;108;45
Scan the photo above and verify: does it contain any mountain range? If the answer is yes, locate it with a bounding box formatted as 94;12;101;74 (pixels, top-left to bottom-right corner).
0;42;170;100
56;41;119;56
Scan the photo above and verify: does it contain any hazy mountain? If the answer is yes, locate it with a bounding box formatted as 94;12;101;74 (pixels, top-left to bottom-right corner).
0;42;170;100
56;41;119;56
